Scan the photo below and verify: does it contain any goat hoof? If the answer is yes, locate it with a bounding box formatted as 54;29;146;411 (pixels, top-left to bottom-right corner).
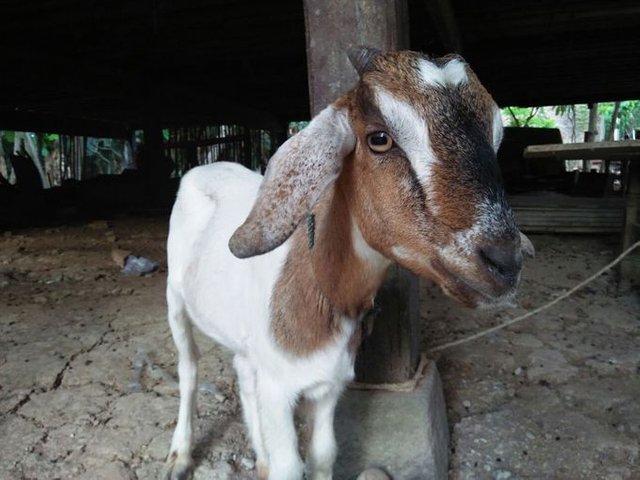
164;451;194;480
256;461;269;480
356;468;391;480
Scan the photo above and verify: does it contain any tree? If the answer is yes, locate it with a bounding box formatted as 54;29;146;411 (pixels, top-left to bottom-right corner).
503;107;556;128
597;101;640;140
586;103;600;142
607;102;621;141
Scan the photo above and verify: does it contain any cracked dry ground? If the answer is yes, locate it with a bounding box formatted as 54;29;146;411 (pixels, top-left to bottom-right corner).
1;216;639;480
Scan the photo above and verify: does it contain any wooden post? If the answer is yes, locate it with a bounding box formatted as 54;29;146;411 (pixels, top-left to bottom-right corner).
304;0;420;383
354;264;420;383
621;159;640;285
304;0;409;114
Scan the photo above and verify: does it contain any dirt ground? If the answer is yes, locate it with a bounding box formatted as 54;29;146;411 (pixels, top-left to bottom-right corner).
0;215;638;480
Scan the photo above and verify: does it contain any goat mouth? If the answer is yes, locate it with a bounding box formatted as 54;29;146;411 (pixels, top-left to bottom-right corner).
431;258;512;307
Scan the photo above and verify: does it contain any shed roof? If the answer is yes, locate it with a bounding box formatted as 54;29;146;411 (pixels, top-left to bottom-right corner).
1;0;639;136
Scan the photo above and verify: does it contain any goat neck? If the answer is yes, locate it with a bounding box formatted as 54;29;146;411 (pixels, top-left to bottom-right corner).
270;158;391;357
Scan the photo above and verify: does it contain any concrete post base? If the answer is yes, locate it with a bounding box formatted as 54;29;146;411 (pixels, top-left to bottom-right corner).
334;360;449;480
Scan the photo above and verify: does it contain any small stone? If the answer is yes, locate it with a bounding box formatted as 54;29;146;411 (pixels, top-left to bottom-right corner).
462;400;471;409
240;457;255;470
44;274;63;284
356;468;391;480
214;393;226;403
514;367;523;375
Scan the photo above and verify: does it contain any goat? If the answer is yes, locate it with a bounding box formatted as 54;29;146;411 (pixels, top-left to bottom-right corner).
164;47;528;480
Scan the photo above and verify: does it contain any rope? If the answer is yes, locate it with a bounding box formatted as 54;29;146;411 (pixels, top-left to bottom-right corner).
349;353;431;393
348;240;640;392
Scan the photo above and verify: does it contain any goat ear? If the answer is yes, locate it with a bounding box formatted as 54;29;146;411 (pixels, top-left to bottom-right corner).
229;105;355;258
347;46;382;76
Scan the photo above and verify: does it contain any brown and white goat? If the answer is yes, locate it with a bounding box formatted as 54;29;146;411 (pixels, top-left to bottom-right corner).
164;47;527;480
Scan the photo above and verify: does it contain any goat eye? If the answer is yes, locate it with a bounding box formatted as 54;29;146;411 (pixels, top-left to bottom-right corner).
367;131;393;153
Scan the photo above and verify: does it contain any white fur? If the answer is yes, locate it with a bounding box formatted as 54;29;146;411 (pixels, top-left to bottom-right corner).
352;222;390;270
418;58;468;88
374;87;436;184
165;162;367;480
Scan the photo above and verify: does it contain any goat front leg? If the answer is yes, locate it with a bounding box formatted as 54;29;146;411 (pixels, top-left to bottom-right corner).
234;355;269;479
164;289;198;480
256;372;304;480
307;388;341;480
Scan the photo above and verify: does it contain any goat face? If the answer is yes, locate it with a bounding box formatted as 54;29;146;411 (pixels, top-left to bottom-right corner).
345;48;521;307
229;48;522;308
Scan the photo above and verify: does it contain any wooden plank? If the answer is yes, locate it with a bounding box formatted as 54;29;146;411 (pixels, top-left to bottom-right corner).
510;194;625;233
524;140;640;160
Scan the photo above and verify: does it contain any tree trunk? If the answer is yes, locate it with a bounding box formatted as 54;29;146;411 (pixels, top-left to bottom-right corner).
585;103;600;171
587;103;600;141
607;101;621;141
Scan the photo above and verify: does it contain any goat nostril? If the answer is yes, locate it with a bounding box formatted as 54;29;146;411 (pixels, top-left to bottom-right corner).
478;244;522;284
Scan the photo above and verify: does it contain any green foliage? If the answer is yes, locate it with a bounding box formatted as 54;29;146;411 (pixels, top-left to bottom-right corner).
41;133;59;157
0;131;60;157
1;131;15;144
599;101;640;138
503;107;556;128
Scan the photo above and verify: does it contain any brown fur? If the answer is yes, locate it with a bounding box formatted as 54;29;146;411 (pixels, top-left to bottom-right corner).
270;50;516;355
361;51;499;233
271;158;390;356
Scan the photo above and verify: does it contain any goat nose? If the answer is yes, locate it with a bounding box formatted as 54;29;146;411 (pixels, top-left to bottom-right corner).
478;242;522;287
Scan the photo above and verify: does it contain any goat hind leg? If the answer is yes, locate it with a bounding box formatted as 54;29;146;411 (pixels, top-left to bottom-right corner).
164;288;198;480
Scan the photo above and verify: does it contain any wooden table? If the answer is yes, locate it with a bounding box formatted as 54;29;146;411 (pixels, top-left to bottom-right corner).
523;140;640;284
524;139;640;160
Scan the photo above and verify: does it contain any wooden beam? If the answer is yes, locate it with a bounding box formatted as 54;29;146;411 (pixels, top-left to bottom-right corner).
524;140;640;160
